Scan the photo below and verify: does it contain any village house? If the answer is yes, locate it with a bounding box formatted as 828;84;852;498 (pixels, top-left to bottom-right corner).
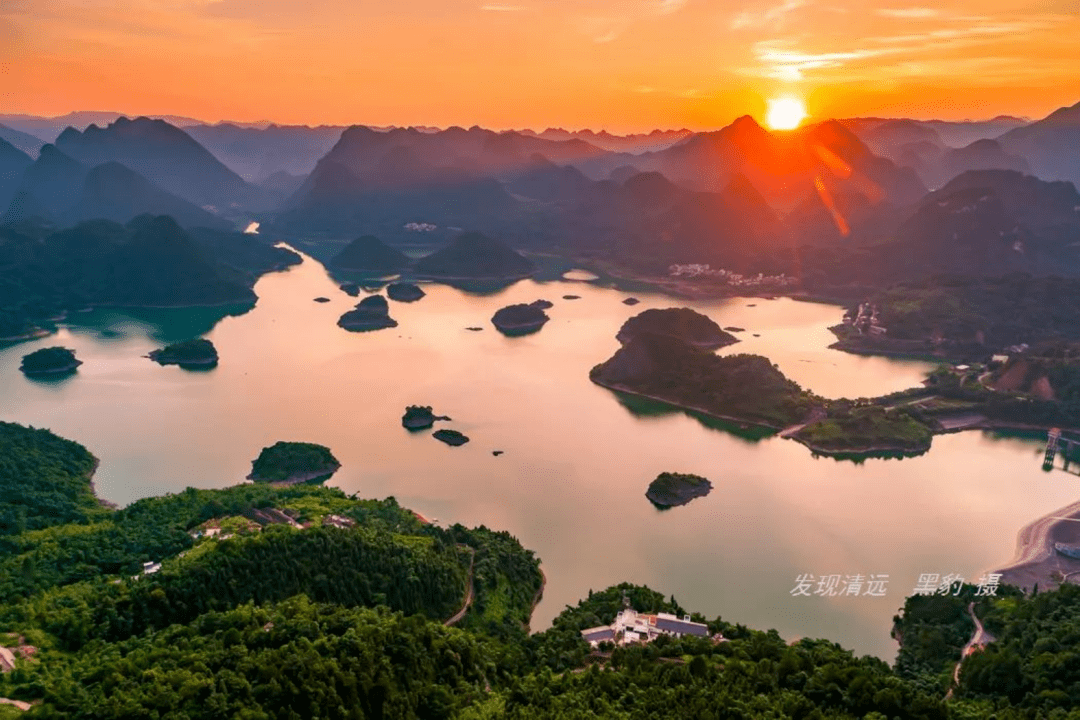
581;604;710;648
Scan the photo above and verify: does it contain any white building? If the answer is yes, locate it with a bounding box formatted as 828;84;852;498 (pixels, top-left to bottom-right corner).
581;606;710;648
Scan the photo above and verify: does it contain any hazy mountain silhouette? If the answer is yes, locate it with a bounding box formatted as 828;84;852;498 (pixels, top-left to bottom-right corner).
519;128;692;154
877;170;1080;278
5;145;88;220
184;123;345;182
844;116;1027;148
329;235;411;273
54;117;269;211
605;116;926;213
71;162;232;230
258;170;307;198
0;124;46;157
413;232;534;279
999;100;1080;189
0;111;210;142
0;138;36;213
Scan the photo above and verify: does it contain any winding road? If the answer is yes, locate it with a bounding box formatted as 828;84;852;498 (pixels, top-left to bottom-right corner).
946;602;995;699
444;546;476;627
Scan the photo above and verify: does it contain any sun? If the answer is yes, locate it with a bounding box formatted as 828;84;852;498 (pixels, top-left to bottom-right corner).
766;97;807;130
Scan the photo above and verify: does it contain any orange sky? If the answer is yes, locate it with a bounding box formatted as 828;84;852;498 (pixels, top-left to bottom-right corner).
2;0;1079;131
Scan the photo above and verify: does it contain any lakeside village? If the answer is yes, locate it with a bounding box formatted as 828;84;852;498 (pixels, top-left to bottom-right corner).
668;264;799;289
129;510;359;579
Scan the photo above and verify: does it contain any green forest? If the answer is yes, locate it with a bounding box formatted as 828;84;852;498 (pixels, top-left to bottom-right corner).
3;422;1080;718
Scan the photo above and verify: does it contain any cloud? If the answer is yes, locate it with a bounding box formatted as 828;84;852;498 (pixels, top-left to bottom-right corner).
657;0;687;14
730;0;806;30
746;13;1067;80
876;8;938;19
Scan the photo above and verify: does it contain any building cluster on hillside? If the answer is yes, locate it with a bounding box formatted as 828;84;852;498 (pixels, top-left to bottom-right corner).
668;264;797;288
580;603;716;648
844;302;887;336
322;514;357;529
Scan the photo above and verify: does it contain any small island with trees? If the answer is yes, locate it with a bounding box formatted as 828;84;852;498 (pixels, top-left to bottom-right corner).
147;338;219;369
492;302;550;336
337;295;398;332
401;405;451;430
247;441;341;484
19;346;82;376
645;472;712;508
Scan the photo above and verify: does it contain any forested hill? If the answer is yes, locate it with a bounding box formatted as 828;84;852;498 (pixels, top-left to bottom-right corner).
0;214;300;340
0;422;1077;718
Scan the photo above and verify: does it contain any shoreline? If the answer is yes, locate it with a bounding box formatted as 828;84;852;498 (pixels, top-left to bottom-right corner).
249;465;341;486
525;566;547;634
994;496;1080;592
590;377;786;432
790;437;932;458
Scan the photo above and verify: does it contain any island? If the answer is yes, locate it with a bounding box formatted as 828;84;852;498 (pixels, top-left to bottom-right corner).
386;282;426;302
623;297;640;305
531;299;554;310
147;338;219;369
313;297;330;303
616;307;739;349
492;303;550;336
329;235;411;274
563;294;581;300
402;405;451;430
433;429;470;446
413;232;535;280
19;346;82;376
590;331;815;429
247;441;341;484
339;282;361;297
337;295;398;332
645;472;713;508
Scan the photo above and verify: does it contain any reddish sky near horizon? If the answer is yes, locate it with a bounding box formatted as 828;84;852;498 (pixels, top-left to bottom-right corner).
1;0;1078;131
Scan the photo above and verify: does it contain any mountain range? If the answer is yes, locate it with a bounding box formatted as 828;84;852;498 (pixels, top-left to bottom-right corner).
2;100;1080;300
54;117;269;211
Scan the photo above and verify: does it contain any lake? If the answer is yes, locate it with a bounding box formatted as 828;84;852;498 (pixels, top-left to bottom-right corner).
1;250;1073;660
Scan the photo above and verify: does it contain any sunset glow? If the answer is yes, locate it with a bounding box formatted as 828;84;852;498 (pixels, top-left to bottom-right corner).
2;1;1079;129
766;97;806;130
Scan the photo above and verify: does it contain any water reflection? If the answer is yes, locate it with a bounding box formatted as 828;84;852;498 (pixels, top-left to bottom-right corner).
61;304;254;344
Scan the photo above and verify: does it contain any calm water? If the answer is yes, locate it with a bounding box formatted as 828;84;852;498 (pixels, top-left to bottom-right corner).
1;251;1074;660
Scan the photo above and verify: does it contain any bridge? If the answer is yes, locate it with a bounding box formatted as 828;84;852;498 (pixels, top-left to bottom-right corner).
1044;428;1080;473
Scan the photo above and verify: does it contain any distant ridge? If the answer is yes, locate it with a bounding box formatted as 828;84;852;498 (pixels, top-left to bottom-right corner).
54;117;269;211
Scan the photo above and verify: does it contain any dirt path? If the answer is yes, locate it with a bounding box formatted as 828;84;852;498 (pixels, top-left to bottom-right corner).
444;546;476;627
778;407;828;438
946;602;995;699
